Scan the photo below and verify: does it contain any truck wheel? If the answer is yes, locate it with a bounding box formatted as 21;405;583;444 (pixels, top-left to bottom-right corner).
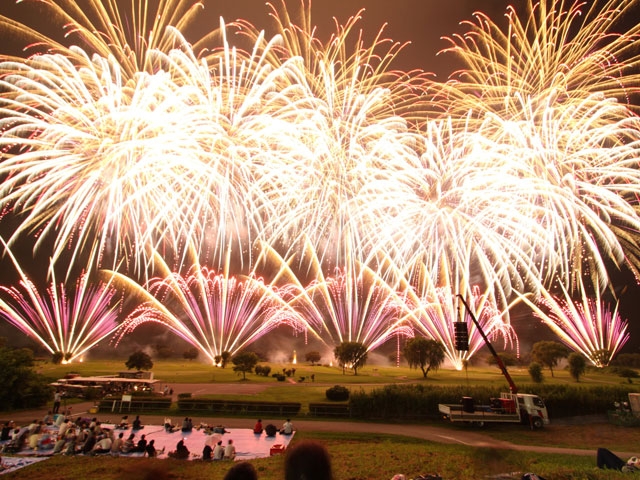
531;416;544;429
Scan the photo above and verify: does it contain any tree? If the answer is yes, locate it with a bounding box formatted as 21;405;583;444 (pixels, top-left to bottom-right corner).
125;350;154;371
531;341;568;377
215;351;231;368
568;352;587;382
333;342;368;375
403;337;445;378
231;351;259;380
305;351;321;365
183;347;199;361
0;343;52;410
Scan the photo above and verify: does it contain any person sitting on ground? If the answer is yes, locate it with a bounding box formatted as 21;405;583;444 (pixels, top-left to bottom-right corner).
132;415;143;430
145;439;163;458
122;433;136;454
164;417;175;432
90;435;112;455
135;434;147;453
265;423;277;437
280;418;294;435
223;461;258;480
223;439;236;460
111;432;124;456
285;440;333;480
118;416;129;429
58;420;73;438
213;440;224;460
597;447;640;472
168;439;190;459
181;417;192;432
253;419;263;434
202;443;213;461
52;431;68;454
63;428;78;456
81;432;97;455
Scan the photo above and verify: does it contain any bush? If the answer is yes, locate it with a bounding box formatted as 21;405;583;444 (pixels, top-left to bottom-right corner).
272;373;286;382
255;365;272;377
177;392;192;399
326;385;350;401
529;362;544;383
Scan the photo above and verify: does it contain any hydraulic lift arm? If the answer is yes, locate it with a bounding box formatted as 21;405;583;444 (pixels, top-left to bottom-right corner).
456;294;518;394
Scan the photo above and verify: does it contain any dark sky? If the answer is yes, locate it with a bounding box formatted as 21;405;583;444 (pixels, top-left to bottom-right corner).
0;0;526;79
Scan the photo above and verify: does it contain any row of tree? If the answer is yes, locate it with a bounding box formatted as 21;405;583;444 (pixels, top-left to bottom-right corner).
124;339;590;380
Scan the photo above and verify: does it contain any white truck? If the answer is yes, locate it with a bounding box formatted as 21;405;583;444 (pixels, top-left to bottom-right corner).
438;392;550;429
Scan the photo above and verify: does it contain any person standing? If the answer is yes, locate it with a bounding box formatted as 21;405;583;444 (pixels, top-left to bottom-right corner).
52;391;62;414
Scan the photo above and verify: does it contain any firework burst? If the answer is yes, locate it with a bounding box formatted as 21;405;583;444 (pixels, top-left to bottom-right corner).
0;239;122;362
519;275;630;367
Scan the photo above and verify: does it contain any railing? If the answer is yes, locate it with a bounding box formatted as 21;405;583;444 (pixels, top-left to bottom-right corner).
308;403;350;417
176;399;301;416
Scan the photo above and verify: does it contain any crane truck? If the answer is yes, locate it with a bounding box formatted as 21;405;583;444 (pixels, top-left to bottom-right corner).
437;295;550;429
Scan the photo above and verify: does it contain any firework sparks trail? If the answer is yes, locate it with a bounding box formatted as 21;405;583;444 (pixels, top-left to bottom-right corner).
383;250;518;370
0;0;638;362
112;243;307;363
438;0;640;289
258;237;414;353
519;275;630;367
232;4;434;266
0;239;122;362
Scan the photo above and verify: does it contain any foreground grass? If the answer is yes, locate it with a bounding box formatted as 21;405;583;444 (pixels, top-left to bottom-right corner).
0;431;624;480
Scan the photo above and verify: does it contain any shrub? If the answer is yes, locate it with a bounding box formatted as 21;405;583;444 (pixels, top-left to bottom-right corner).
326;385;350;401
255;365;272;377
528;362;544;383
272;373;286;382
177;392;192;399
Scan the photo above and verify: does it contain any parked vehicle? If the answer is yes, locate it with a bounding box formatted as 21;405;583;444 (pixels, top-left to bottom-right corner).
438;392;549;428
441;295;550;429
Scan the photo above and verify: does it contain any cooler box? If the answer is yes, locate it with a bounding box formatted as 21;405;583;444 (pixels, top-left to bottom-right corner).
270;444;286;456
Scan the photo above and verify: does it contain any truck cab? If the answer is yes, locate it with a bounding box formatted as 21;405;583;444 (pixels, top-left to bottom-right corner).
510;393;549;428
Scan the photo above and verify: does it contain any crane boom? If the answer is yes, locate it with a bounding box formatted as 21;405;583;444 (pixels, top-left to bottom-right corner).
456;294;518;394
